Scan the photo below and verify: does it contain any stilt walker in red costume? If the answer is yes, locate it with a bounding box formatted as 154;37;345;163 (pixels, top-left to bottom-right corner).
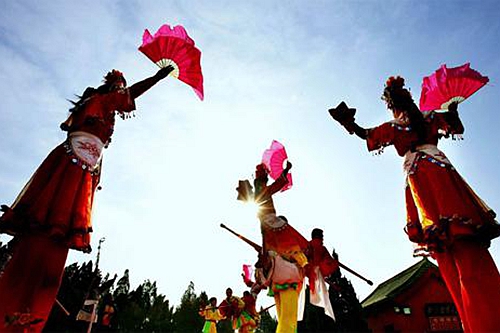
329;76;500;332
240;161;309;333
253;162;309;267
0;65;174;332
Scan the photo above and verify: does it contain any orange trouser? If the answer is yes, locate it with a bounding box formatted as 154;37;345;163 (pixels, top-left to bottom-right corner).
434;240;500;333
0;234;68;332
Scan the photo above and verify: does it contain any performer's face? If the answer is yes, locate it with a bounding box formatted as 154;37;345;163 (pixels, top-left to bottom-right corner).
392;108;405;119
226;288;233;297
113;77;126;90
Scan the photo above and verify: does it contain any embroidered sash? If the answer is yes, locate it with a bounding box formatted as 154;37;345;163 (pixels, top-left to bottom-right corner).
403;144;452;175
68;131;104;171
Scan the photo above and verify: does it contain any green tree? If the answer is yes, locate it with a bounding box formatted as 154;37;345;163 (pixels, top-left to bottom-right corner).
114;269;131;298
326;249;370;332
143;294;175;332
113;279;174;332
40;260;249;332
44;260;103;332
256;306;278;333
173;281;205;333
44;263;174;332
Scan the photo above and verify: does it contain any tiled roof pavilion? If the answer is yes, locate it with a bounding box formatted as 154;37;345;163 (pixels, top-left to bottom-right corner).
361;257;436;309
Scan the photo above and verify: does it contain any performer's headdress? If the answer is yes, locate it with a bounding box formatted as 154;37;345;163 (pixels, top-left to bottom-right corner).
381;76;414;111
255;163;269;176
255;163;269;181
382;76;426;144
104;69;127;87
256;163;268;173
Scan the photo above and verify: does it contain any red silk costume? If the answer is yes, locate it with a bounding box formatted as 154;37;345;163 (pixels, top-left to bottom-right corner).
366;111;500;332
307;238;339;278
0;89;135;252
304;237;338;319
219;295;245;330
0;88;135;332
366;111;499;252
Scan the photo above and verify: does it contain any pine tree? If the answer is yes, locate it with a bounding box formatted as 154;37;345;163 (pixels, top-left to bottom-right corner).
112;279;174;332
44;261;103;332
144;293;175;332
173;281;205;333
256;307;278;333
325;248;370;332
114;269;131;297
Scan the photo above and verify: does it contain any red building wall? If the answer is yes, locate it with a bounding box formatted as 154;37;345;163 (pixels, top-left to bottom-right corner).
366;268;462;332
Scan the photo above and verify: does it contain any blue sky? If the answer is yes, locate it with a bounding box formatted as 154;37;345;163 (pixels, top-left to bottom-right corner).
1;0;500;313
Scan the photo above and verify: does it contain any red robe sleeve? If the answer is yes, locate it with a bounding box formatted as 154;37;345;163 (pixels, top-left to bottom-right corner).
265;173;289;195
430;111;465;136
366;122;395;152
308;239;339;277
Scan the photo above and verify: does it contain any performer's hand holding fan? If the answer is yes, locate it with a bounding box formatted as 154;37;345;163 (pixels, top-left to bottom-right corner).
139;24;204;100
262;140;292;192
419;63;488;111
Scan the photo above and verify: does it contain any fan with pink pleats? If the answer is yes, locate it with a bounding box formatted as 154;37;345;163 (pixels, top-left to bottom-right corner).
261;140;292;192
419;63;488;111
243;264;254;282
139;24;204;100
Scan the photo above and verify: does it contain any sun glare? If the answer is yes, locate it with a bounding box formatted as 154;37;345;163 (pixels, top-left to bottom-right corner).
242;200;261;217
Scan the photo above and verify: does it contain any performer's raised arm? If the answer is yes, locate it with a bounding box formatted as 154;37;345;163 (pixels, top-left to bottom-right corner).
128;65;174;99
444;101;465;135
266;161;292;195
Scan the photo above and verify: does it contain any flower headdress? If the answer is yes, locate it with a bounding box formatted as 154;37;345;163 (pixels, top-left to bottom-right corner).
254;163;269;185
382;76;427;146
382;76;414;111
103;69;135;120
104;69;127;87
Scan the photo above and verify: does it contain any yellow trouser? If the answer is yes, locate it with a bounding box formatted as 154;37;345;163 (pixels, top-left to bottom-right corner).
274;288;299;333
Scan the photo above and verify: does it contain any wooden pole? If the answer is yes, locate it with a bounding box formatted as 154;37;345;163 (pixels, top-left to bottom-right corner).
55;299;70;316
220;223;374;286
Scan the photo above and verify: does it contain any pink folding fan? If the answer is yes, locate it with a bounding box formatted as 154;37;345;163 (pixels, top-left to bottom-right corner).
243;264;254;283
262;140;292;192
419;63;488;111
139;24;204;100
